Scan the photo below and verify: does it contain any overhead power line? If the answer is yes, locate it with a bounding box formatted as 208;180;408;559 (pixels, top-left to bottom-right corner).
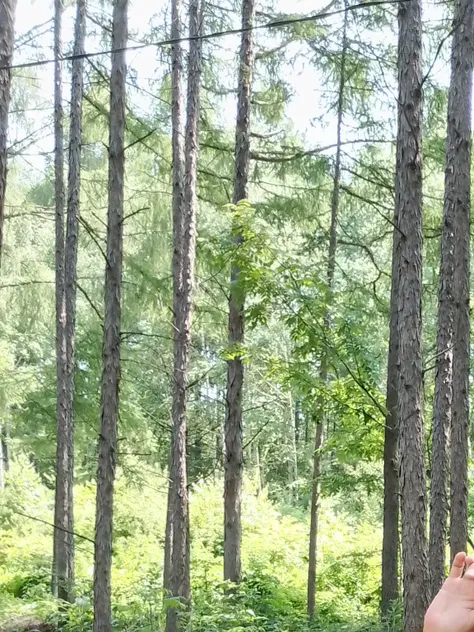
2;0;408;72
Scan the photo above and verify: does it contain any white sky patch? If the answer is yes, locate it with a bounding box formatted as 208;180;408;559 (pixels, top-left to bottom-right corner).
10;0;455;176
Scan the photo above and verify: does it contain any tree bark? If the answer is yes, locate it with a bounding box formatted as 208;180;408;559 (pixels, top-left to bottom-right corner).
0;0;17;267
224;0;255;586
307;6;346;618
381;213;399;616
396;0;429;629
429;0;472;594
284;345;298;498
163;473;173;594
93;0;127;630
52;0;70;602
164;0;184;597
307;418;323;617
2;423;9;471
165;2;202;630
449;0;472;563
56;0;87;603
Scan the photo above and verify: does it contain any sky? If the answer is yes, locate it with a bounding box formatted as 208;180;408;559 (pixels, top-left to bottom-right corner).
10;0;452;177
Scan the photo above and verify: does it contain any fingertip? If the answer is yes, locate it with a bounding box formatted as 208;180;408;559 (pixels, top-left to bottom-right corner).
449;551;467;577
465;554;474;568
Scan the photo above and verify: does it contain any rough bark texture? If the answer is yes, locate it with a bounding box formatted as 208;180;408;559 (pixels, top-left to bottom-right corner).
396;0;429;630
165;2;202;630
52;0;71;601
0;0;17;267
57;0;87;602
164;0;184;596
306;9;346;617
449;0;472;563
93;1;127;630
429;0;472;592
224;0;255;586
381;215;399;616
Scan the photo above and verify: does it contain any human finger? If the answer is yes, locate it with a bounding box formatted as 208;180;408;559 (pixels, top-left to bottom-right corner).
449;551;467;578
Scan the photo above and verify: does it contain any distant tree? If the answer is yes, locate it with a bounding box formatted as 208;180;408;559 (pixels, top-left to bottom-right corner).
381;202;399;615
307;4;347;618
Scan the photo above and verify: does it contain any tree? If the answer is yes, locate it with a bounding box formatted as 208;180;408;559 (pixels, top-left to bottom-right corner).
396;0;429;628
307;4;347;618
52;0;87;603
165;0;202;628
93;0;128;629
224;0;255;586
0;0;17;266
428;0;472;594
0;0;17;492
449;0;472;562
381;210;399;615
52;0;70;602
164;0;184;595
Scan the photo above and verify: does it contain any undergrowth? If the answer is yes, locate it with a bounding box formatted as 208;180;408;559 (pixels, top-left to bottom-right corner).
0;458;396;632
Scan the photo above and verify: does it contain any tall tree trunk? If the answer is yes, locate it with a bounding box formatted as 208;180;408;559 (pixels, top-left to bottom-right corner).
396;0;429;629
2;423;9;471
0;0;17;266
164;0;184;597
307;417;323;617
224;0;255;586
57;0;87;603
163;473;173;594
165;1;202;630
429;0;472;593
288;390;298;499
295;398;302;445
52;0;70;601
381;214;399;616
307;7;346;617
449;0;472;562
283;345;298;498
93;0;127;629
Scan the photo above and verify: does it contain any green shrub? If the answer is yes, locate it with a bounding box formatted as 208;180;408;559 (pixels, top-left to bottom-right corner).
0;461;385;632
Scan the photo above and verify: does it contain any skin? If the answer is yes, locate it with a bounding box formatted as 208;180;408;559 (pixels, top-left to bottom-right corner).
425;553;474;632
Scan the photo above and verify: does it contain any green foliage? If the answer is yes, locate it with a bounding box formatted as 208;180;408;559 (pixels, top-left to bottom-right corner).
0;464;386;631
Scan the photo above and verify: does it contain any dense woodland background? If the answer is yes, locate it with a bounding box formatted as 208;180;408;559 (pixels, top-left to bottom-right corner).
0;0;471;630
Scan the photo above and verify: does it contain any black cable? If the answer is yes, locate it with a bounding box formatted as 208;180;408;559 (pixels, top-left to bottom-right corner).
2;0;408;72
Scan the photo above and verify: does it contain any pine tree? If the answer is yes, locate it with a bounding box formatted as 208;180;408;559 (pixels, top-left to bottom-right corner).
164;0;184;596
449;0;472;562
307;4;347;617
93;0;128;629
381;215;399;615
52;0;70;601
0;0;17;265
166;0;202;628
224;0;255;586
396;0;429;628
53;0;87;603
